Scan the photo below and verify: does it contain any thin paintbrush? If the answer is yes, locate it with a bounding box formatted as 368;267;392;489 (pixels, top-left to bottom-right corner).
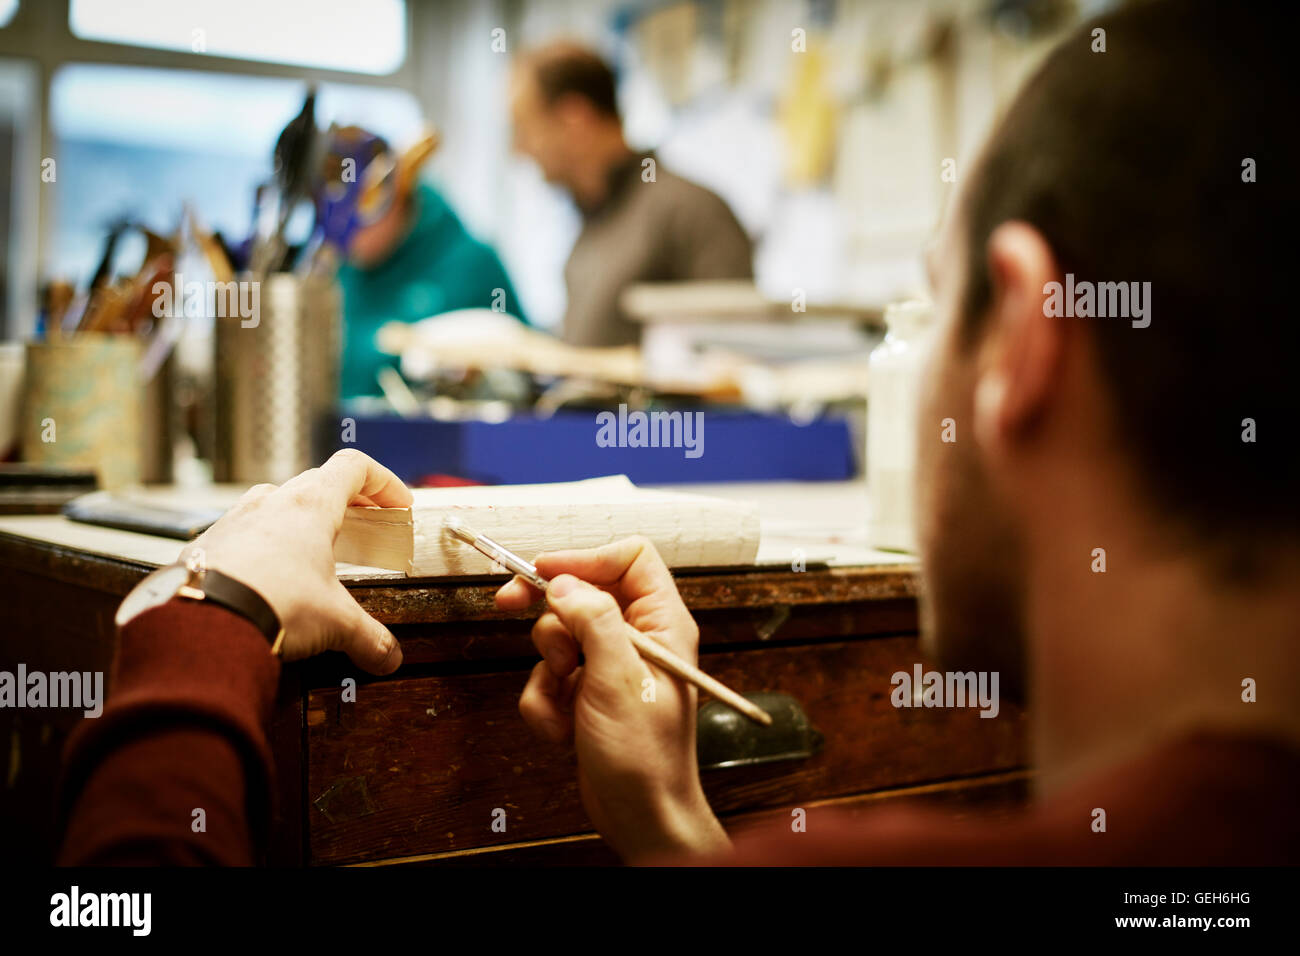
444;515;773;726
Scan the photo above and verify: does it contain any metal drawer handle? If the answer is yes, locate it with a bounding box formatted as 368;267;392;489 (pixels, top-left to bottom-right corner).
697;691;824;771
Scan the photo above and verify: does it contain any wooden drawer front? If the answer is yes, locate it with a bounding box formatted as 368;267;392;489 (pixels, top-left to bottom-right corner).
362;771;1032;866
696;642;1024;811
306;636;1026;865
354;597;920;670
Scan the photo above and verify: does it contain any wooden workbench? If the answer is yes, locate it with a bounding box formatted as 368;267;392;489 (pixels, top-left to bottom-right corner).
0;482;1029;865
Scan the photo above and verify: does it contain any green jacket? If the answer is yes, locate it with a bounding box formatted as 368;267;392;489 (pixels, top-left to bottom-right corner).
337;182;527;398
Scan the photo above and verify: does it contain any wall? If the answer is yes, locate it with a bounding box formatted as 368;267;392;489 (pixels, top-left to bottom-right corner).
407;0;1092;330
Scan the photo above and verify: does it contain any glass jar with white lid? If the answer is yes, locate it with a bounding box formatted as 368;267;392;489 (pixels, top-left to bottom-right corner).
866;299;934;552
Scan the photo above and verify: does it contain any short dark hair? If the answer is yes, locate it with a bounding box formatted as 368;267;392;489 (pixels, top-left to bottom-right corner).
959;0;1298;553
521;40;620;119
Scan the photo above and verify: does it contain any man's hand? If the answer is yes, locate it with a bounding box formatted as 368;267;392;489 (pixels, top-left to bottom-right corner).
183;449;412;674
495;535;731;862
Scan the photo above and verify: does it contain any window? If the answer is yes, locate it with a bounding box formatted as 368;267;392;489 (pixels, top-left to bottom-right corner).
0;58;38;336
69;0;407;75
49;64;424;283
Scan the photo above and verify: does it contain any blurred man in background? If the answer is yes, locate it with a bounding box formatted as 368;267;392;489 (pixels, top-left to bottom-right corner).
510;41;753;348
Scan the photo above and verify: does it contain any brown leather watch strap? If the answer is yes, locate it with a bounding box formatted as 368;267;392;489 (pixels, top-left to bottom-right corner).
183;569;282;649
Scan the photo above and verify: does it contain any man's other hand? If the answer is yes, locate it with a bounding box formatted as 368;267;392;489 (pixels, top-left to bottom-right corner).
184;449;412;674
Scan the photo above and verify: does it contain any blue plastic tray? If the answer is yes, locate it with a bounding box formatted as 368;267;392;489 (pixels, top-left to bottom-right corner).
334;409;855;485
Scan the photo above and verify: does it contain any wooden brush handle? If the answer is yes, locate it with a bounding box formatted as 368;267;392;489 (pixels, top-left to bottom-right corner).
625;629;772;726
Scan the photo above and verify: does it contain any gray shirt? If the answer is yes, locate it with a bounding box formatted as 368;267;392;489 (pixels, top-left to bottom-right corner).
562;152;753;347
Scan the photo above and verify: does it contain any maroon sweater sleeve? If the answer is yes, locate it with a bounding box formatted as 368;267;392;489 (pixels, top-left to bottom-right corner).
666;733;1300;866
56;599;280;866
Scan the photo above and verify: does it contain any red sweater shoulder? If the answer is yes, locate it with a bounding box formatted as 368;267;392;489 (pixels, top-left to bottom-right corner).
691;732;1300;866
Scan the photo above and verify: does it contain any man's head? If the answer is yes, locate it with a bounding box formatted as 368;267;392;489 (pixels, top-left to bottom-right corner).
318;126;441;268
346;183;413;268
317;126;411;268
916;0;1296;700
510;41;627;201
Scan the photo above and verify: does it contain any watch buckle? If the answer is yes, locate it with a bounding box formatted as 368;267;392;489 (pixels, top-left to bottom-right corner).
178;548;207;601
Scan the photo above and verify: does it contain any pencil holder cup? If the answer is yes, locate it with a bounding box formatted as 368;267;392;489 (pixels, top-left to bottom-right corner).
213;272;340;484
20;334;143;488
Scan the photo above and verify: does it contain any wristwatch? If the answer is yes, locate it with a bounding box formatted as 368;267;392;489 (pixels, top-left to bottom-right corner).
115;549;285;655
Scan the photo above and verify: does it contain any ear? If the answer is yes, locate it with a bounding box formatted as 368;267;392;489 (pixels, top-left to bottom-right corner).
553;92;596;128
973;222;1067;456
